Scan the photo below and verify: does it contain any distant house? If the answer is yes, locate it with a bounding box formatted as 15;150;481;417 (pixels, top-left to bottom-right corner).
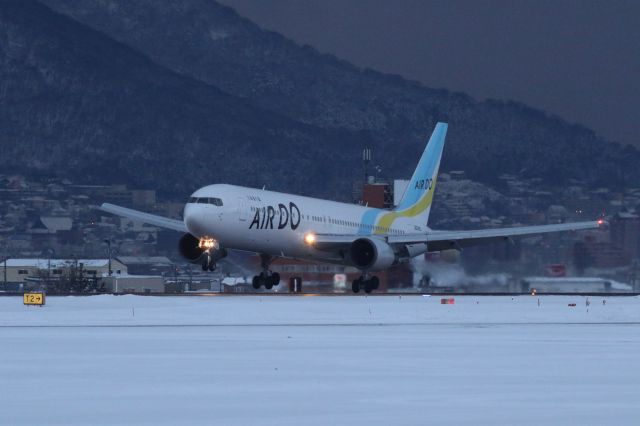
39;216;73;233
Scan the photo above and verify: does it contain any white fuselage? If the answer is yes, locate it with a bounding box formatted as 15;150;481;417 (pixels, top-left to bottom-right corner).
183;184;426;265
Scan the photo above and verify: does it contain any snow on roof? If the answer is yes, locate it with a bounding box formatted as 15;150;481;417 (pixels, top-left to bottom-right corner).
40;216;73;232
523;276;631;290
101;273;162;279
525;277;615;283
116;256;173;265
617;212;639;219
1;259;111;268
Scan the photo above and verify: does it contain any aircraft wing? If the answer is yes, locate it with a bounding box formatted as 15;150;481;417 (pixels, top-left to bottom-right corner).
312;220;602;252
99;203;187;232
387;221;602;251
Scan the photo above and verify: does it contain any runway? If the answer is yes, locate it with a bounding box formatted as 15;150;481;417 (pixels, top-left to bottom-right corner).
0;295;638;425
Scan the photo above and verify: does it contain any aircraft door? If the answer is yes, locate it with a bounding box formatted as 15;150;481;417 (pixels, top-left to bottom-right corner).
237;197;249;222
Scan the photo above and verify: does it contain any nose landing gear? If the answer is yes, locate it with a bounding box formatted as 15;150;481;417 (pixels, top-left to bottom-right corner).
352;275;379;294
251;254;281;290
198;237;219;272
201;253;216;271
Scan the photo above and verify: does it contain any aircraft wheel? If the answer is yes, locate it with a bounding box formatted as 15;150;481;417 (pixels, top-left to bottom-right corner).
252;276;261;289
265;281;273;290
364;280;373;294
370;276;380;290
352;279;361;293
271;272;280;286
208;262;216;272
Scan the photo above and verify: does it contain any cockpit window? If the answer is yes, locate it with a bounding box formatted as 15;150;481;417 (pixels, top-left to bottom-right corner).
190;197;223;206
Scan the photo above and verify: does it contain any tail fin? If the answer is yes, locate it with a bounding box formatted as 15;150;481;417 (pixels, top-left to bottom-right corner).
395;122;447;225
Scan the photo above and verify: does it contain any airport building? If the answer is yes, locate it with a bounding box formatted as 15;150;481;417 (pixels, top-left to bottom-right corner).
266;257;414;293
101;275;165;293
520;277;633;293
221;257;415;293
0;258;170;294
116;256;174;275
1;258;127;284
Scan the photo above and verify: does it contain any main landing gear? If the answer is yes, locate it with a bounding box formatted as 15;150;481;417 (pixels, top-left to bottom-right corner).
252;254;281;290
352;275;379;294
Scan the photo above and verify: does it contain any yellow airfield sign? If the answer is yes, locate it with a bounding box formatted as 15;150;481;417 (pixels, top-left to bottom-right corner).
23;292;46;306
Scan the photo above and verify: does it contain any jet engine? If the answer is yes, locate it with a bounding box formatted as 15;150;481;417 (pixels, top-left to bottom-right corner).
178;233;227;264
349;237;397;271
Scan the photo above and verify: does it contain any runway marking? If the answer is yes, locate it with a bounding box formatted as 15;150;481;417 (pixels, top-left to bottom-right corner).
1;322;639;329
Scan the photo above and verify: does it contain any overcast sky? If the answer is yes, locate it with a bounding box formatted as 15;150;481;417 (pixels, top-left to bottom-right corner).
219;0;640;147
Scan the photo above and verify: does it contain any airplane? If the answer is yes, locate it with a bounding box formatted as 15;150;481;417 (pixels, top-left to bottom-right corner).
100;122;604;293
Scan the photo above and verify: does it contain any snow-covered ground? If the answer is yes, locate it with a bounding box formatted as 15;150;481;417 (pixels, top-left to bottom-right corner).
0;295;638;425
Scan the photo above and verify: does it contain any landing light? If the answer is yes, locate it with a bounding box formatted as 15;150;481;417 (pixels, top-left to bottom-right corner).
304;233;316;245
198;237;218;250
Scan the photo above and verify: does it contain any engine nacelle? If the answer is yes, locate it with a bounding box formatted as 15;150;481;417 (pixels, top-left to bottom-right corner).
178;233;227;264
349;237;397;271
